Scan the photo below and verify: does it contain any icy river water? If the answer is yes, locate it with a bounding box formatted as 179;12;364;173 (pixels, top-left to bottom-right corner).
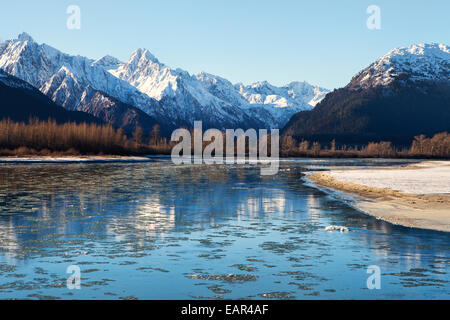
0;158;448;299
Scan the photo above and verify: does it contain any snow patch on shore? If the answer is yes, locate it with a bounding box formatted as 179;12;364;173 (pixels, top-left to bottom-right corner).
328;161;450;195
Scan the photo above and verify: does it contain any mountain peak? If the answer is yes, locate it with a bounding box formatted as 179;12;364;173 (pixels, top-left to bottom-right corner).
384;43;450;62
92;55;123;69
129;48;160;65
252;80;271;87
282;42;450;144
17;32;34;42
1;33;330;130
402;42;449;55
349;42;450;90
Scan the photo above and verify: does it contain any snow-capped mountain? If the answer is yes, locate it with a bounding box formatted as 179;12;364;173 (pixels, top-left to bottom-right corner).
0;69;101;124
109;48;263;129
92;55;123;70
108;48;329;129
234;81;329;127
235;81;328;108
349;43;450;90
0;33;164;133
282;42;450;144
76;87;163;135
0;33;159;114
0;32;328;132
194;73;329;128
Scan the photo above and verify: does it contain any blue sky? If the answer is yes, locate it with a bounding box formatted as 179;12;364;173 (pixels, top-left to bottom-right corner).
0;0;448;89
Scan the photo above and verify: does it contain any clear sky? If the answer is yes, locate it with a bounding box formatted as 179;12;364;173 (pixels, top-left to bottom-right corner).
0;0;448;89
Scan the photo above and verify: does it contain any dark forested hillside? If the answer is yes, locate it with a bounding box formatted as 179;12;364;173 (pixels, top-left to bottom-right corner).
0;71;167;136
0;72;102;124
282;81;450;145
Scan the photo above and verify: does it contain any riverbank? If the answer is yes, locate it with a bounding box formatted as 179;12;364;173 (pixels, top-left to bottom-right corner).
307;161;450;232
0;155;154;163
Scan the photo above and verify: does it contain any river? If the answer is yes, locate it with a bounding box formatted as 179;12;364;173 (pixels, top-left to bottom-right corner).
0;158;448;299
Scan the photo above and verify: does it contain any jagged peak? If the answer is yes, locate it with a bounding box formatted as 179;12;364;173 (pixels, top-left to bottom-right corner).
285;81;312;89
129;48;160;65
284;81;329;93
196;72;231;85
251;80;271;87
17;32;34;42
196;71;216;80
92;55;123;68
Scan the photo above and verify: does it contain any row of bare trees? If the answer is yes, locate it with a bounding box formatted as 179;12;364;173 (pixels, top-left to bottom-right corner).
281;133;450;158
409;132;450;157
0;118;448;158
0;119;172;156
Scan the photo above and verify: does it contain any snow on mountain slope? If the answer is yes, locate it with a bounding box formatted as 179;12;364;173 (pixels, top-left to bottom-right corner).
0;33;160;116
195;73;329;128
109;49;264;129
235;80;329;109
282;43;450;144
77;86;164;135
195;72;249;107
0;69;36;91
0;69;102;124
107;47;331;128
0;32;329;130
110;49;176;101
92;55;123;70
349;43;450;90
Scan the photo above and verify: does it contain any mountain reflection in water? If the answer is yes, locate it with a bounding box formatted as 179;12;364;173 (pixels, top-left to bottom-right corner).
0;159;448;299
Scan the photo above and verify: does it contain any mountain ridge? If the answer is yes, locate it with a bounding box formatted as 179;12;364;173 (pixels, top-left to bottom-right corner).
0;70;103;125
0;33;329;132
282;43;450;145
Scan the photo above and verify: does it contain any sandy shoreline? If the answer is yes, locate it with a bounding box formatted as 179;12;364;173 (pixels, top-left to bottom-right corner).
307;161;450;232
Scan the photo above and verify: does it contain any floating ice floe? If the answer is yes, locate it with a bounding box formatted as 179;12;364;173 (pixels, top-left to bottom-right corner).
325;225;349;232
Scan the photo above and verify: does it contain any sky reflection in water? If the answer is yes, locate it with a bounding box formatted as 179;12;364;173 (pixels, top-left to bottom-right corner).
0;159;448;299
